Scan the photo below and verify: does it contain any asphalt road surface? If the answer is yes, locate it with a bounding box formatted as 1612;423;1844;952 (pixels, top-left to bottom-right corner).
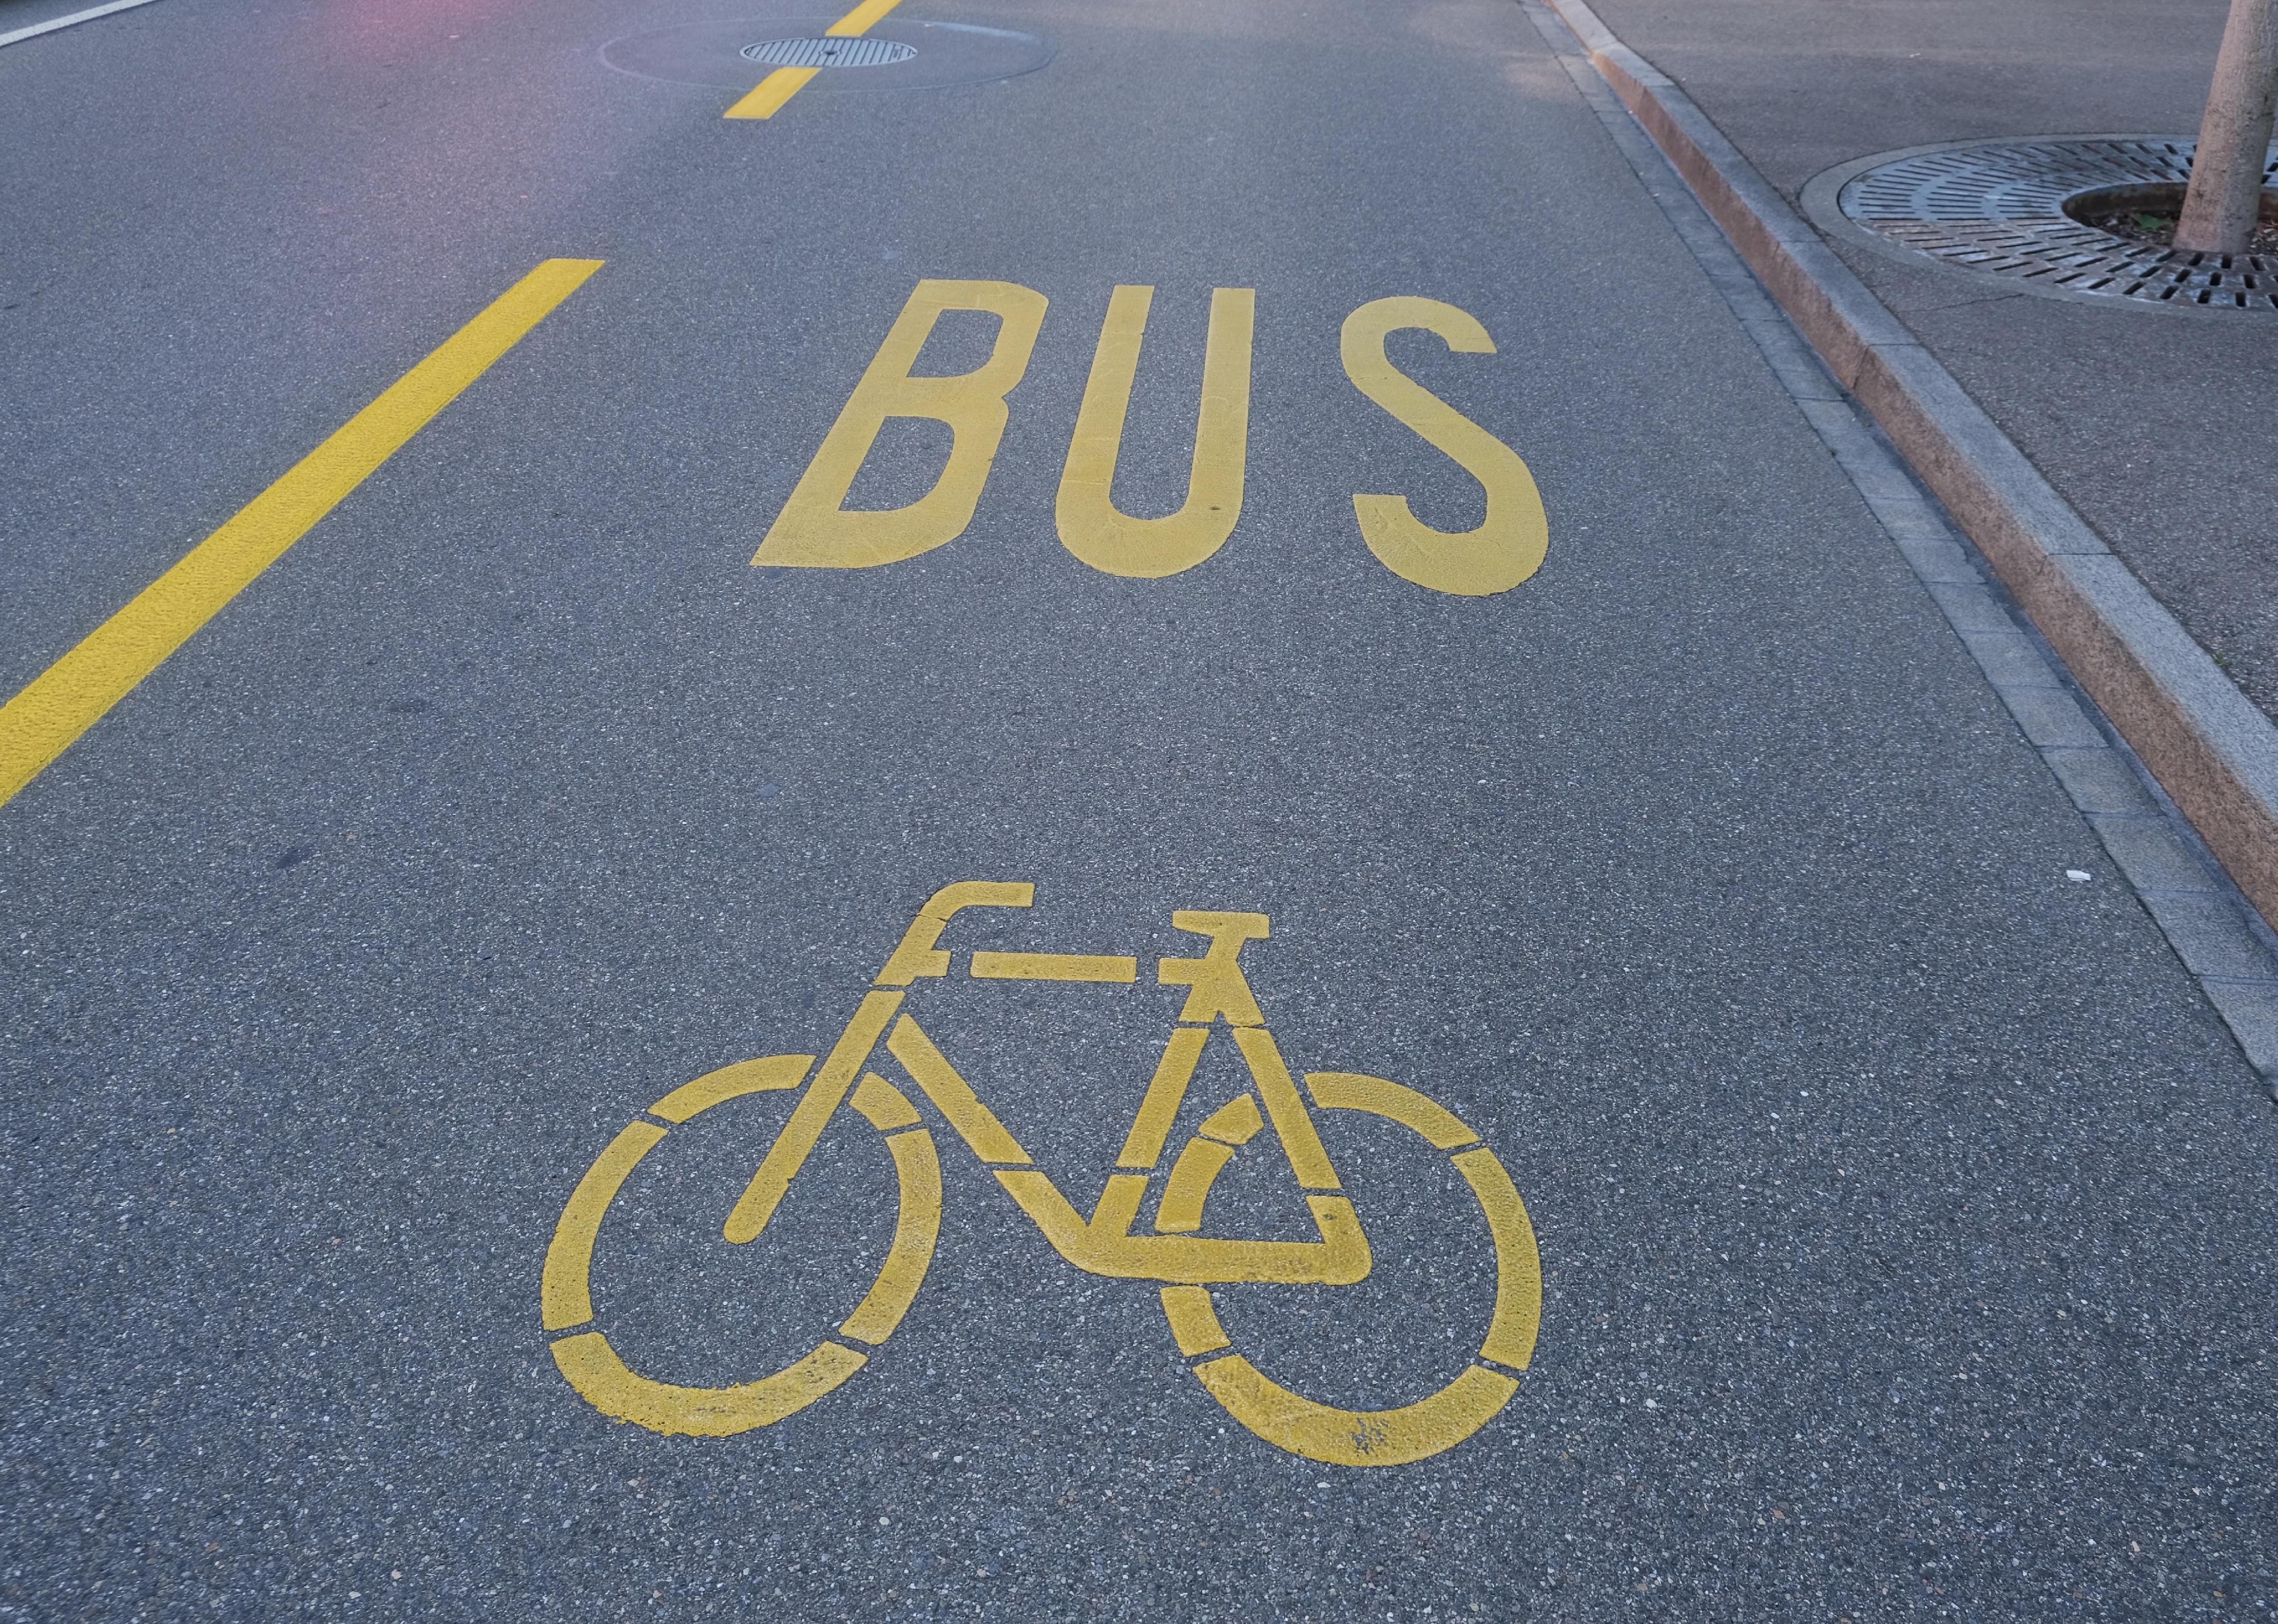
2;0;2272;1618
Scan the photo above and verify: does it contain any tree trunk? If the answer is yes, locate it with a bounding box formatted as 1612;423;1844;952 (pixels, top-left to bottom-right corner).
2176;0;2278;254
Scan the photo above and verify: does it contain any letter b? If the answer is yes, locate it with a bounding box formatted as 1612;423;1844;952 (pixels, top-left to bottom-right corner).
755;280;1048;569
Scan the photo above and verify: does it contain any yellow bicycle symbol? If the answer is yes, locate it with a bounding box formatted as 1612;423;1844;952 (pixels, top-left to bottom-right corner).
541;882;1542;1467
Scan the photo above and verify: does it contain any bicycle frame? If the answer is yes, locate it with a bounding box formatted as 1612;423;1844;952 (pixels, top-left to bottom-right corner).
721;882;1372;1286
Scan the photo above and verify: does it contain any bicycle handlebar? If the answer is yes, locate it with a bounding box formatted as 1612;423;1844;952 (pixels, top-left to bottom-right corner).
874;880;1036;986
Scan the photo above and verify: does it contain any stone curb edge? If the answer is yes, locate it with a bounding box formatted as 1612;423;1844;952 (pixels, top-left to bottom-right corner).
1540;0;2278;937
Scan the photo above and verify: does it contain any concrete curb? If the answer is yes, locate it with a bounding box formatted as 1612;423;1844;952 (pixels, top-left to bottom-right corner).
1541;0;2278;935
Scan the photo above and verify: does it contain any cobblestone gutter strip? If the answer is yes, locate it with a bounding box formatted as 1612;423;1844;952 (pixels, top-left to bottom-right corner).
1519;0;2278;1093
1538;0;2278;943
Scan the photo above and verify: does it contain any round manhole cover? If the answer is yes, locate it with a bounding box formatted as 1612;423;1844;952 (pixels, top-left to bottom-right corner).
601;18;1053;95
741;36;918;68
1802;137;2278;314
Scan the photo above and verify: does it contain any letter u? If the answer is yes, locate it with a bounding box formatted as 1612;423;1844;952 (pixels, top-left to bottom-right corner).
1054;287;1255;579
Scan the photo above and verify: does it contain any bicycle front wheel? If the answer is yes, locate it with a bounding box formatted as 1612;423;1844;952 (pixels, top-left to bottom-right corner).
1159;1071;1540;1467
540;1056;941;1438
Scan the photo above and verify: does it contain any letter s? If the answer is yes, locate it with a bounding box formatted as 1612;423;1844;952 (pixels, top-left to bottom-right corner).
1340;297;1547;597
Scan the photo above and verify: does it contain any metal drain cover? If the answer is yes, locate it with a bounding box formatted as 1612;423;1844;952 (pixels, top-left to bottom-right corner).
1802;137;2278;314
602;19;1049;91
741;36;916;68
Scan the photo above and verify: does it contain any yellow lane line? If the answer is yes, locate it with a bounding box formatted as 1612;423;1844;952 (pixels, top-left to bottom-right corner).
727;66;819;120
724;0;905;120
0;257;604;811
825;0;907;35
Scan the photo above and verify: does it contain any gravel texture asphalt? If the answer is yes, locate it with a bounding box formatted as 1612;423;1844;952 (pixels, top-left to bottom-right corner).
2;0;2272;1618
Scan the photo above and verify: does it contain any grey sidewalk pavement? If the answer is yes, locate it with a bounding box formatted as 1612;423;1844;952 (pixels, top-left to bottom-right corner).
1582;0;2278;737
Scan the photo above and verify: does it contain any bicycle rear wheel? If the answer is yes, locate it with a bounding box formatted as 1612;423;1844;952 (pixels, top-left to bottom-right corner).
541;1056;940;1437
1158;1071;1539;1467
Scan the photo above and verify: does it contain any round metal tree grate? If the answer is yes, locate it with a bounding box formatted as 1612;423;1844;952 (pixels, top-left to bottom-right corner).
1806;137;2278;313
741;36;917;68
